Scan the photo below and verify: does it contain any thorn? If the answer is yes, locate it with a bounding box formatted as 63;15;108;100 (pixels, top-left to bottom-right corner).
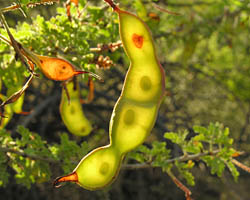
88;72;104;82
75;70;103;82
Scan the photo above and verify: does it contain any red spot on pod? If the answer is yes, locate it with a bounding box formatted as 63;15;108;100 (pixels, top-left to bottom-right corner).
132;33;144;48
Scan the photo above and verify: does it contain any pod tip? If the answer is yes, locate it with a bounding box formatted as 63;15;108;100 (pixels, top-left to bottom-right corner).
74;70;89;75
53;172;78;188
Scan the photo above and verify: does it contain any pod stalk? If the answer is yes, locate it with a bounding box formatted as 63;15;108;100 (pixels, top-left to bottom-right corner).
103;0;120;12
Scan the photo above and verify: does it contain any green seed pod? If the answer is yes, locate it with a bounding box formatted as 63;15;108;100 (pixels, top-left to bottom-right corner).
54;145;122;190
60;81;92;136
110;10;165;153
54;1;165;190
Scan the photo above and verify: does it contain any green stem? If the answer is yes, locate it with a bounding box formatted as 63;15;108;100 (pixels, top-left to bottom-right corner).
0;34;12;46
1;0;59;13
0;12;12;37
123;149;221;170
0;147;221;167
0;10;31;72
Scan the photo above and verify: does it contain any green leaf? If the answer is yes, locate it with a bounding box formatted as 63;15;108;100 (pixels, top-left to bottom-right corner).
211;157;225;177
151;141;167;156
128;151;146;163
202;156;226;177
184;141;202;154
193;125;208;135
164;132;182;144
0;152;9;187
20;0;30;5
182;170;195;186
226;161;239;182
175;161;195;186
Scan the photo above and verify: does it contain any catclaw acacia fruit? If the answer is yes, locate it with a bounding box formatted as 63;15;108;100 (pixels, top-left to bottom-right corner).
0;7;102;120
36;55;88;81
60;81;92;136
21;47;92;81
18;44;102;82
54;145;122;190
54;0;165;190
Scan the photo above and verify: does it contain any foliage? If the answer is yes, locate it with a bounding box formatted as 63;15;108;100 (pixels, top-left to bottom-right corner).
129;122;239;186
0;126;89;188
0;0;250;199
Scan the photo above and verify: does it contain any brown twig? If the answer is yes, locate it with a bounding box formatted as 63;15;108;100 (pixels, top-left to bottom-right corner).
167;170;193;200
231;159;250;173
65;0;79;21
103;0;120;12
1;0;59;13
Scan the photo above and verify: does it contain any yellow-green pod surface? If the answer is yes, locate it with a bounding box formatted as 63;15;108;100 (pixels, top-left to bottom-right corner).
60;82;92;136
117;10;164;103
54;4;165;190
73;145;122;190
110;10;165;153
110;99;159;153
